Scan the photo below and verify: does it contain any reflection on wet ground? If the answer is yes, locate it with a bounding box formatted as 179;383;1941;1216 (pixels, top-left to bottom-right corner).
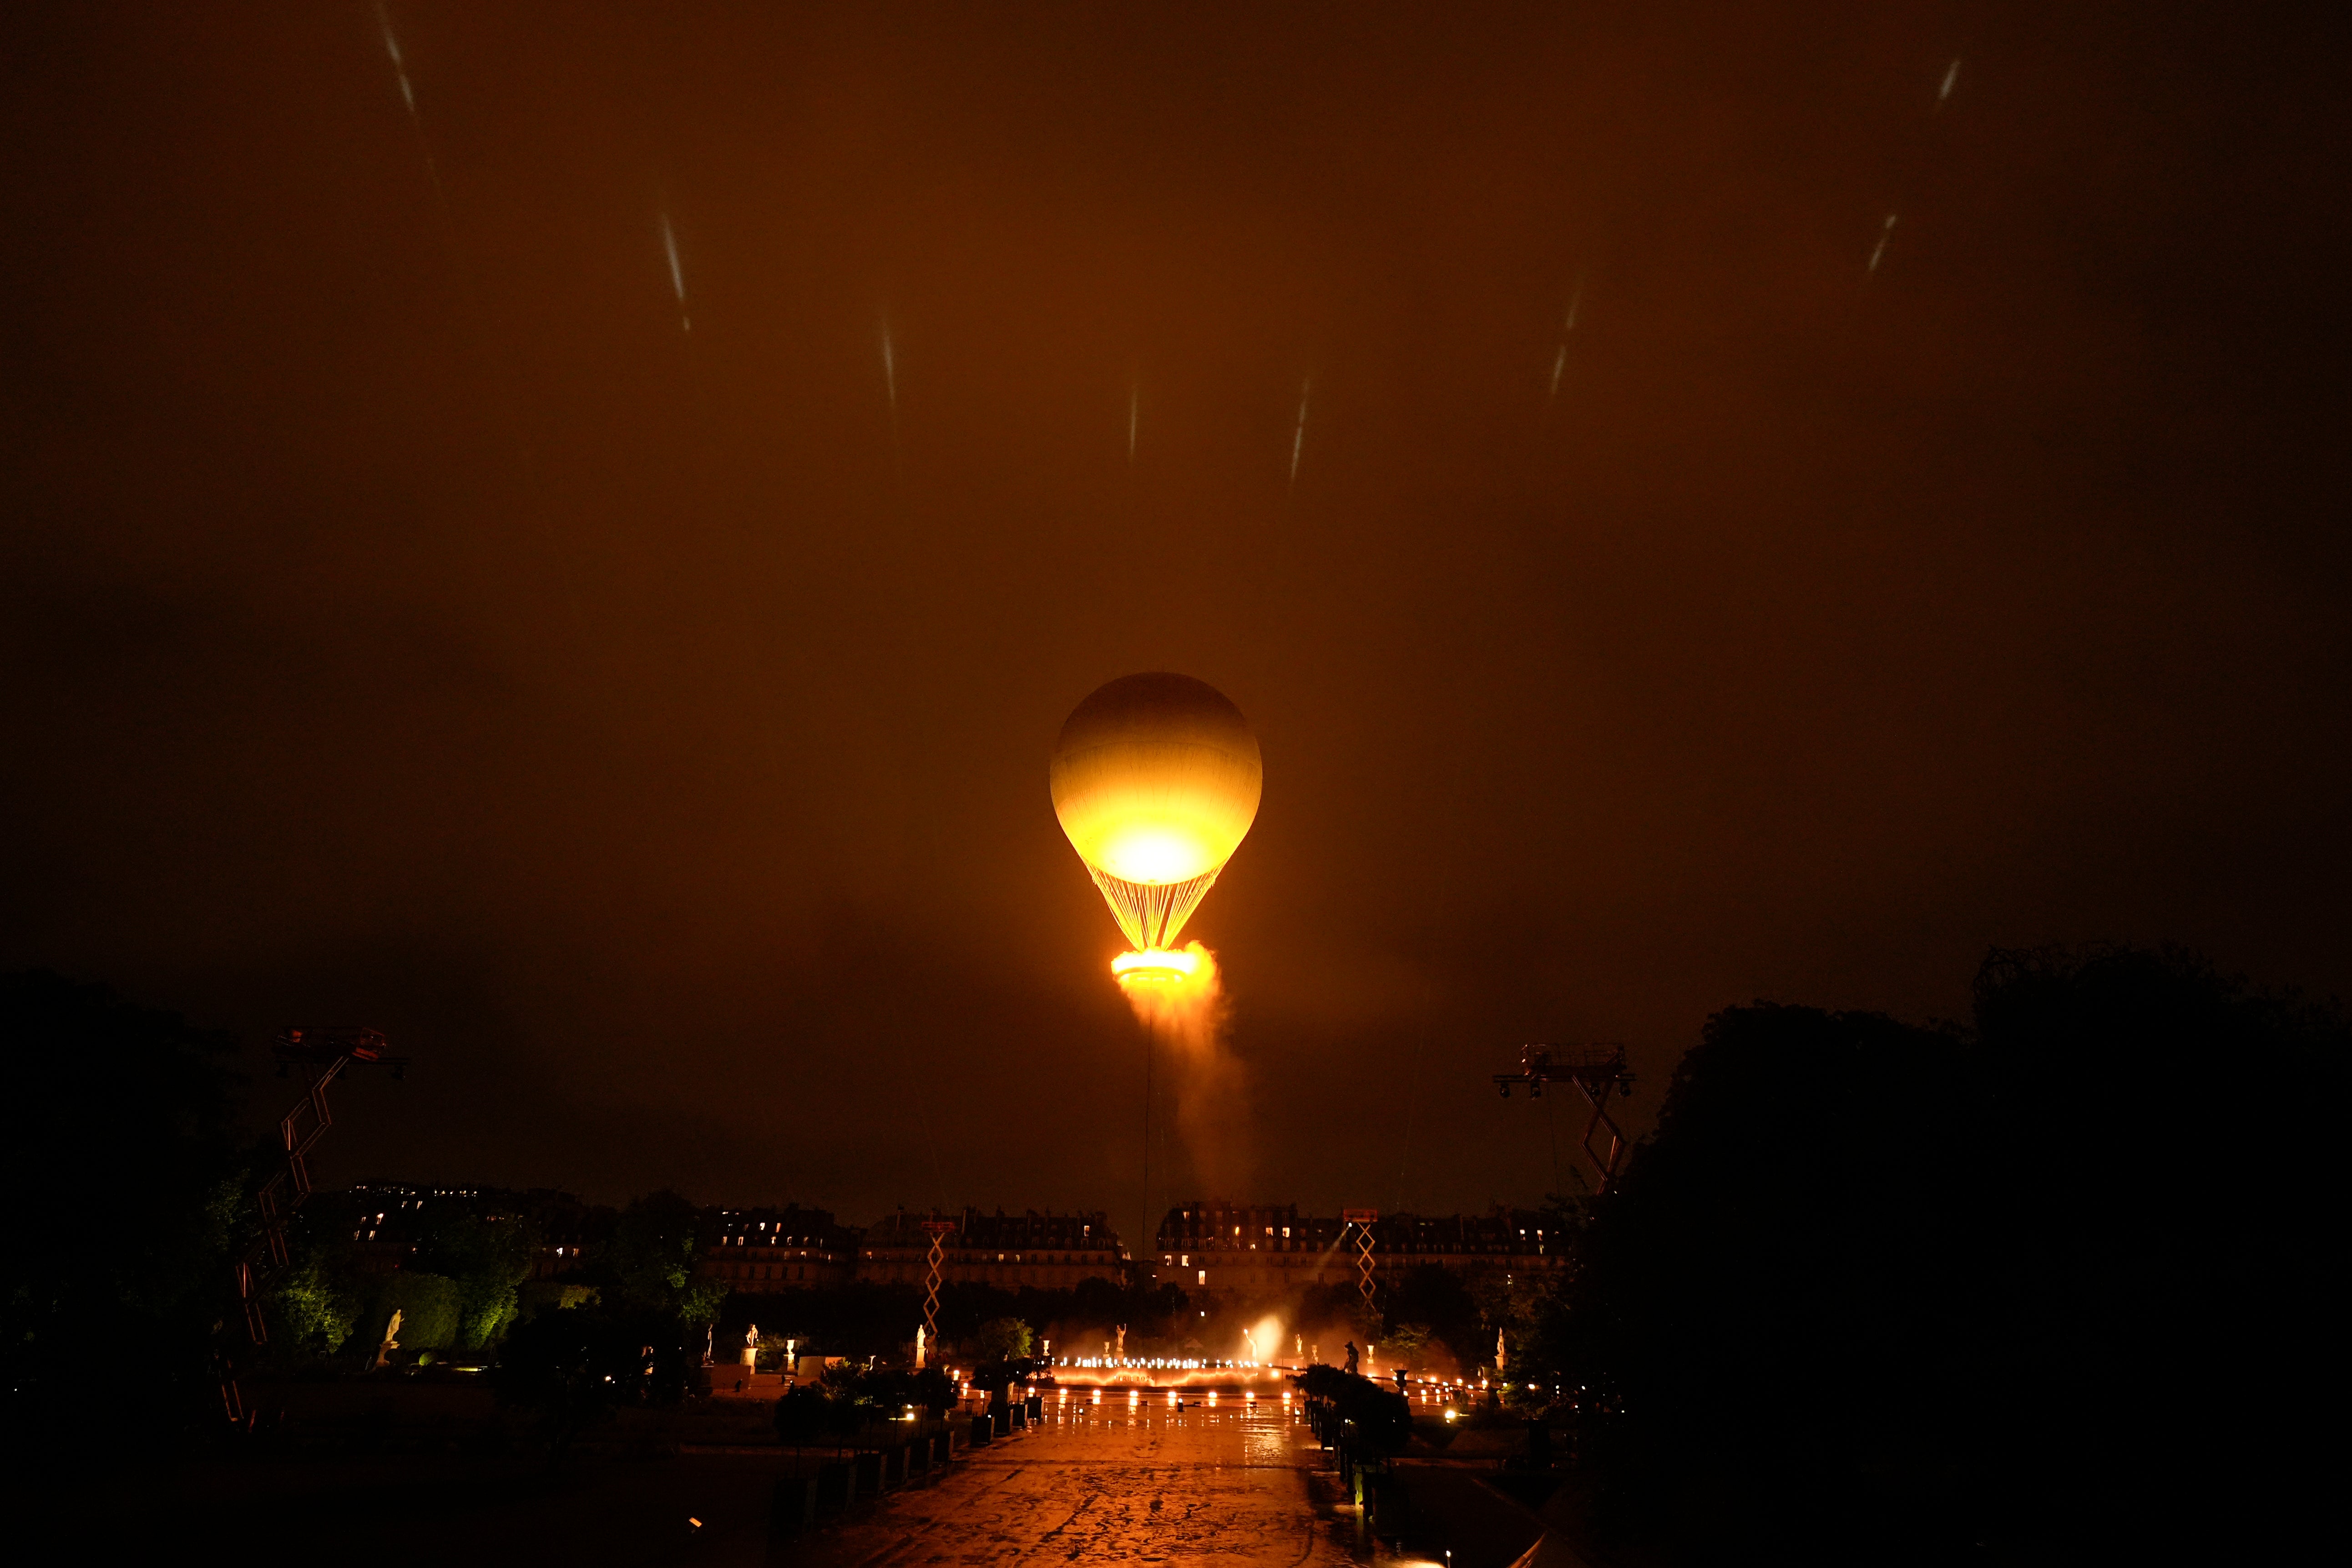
786;1399;1394;1568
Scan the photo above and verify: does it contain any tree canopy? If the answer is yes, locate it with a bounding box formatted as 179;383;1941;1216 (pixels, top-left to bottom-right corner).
602;1189;726;1325
1540;945;2344;1564
412;1210;540;1349
969;1316;1035;1363
0;971;246;1441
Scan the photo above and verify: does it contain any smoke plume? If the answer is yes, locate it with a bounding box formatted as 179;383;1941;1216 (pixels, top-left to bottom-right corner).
1119;941;1250;1200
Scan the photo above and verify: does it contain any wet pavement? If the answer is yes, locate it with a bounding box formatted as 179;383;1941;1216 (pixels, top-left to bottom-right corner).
782;1395;1387;1568
125;1389;1493;1568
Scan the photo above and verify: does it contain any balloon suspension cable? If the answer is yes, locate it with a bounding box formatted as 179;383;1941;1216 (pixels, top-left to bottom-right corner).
1089;865;1222;951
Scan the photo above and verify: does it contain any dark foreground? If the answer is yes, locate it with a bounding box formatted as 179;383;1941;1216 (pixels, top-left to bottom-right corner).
49;1393;1575;1568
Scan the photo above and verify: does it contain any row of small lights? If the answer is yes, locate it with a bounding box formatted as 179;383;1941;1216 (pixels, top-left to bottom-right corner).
895;1373;1549;1429
1055;1356;1269;1370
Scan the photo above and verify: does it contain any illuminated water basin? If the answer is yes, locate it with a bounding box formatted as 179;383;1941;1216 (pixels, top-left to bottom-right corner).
1047;1359;1295;1391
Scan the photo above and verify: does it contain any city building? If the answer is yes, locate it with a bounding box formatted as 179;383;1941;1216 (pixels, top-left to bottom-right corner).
859;1208;1124;1290
705;1204;860;1292
331;1184;1564;1306
1148;1202;1570;1298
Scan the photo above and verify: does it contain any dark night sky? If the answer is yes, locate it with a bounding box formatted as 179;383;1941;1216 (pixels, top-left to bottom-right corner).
5;3;2347;1234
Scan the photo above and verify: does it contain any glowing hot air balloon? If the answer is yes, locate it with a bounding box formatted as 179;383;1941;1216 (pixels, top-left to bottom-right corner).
1050;673;1262;966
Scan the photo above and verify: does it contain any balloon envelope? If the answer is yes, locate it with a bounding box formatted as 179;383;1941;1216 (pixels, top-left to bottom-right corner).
1051;673;1262;948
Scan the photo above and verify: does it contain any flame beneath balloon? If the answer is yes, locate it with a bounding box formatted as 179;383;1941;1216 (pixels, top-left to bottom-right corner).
1118;941;1250;1201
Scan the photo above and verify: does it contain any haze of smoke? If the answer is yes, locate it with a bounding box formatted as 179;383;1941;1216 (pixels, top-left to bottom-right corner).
1120;941;1250;1201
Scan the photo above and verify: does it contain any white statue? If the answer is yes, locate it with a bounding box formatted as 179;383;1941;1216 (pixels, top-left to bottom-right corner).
742;1322;760;1367
372;1308;403;1371
914;1325;927;1368
1496;1327;1507;1375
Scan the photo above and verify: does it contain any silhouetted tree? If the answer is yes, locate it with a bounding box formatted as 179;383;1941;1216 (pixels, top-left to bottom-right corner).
773;1381;833;1446
413;1209;540;1348
1541;946;2344;1565
261;1203;366;1360
1969;945;2342;1558
494;1300;693;1457
774;1365;956;1447
1382;1263;1480;1367
969;1315;1034;1362
1295;1365;1412;1454
0;971;245;1445
601;1189;725;1325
